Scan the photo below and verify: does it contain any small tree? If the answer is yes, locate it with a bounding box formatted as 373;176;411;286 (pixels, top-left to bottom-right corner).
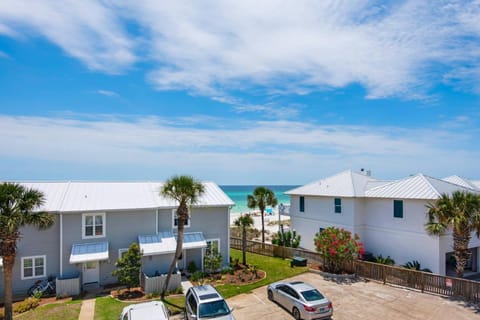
112;242;142;291
233;214;254;265
314;227;364;274
272;228;301;248
204;242;222;275
247;187;278;244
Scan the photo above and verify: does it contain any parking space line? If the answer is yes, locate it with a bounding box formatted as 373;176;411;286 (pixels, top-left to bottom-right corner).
252;292;266;305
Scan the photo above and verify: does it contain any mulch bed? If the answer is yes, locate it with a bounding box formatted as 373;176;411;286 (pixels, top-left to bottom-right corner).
192;264;266;286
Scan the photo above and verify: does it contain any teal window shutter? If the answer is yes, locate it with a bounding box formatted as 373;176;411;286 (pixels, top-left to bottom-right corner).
300;196;305;212
334;198;342;213
393;200;403;218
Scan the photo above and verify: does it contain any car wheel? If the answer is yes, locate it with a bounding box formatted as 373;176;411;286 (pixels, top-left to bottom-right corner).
292;307;301;320
267;290;274;301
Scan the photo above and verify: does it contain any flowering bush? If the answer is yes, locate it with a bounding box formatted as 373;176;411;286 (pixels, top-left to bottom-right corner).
314;227;365;273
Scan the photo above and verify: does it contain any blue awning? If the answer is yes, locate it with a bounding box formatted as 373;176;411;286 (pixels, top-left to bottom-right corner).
69;242;109;264
138;232;176;256
180;232;207;249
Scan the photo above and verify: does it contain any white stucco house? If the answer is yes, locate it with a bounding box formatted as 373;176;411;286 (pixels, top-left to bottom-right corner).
286;170;480;276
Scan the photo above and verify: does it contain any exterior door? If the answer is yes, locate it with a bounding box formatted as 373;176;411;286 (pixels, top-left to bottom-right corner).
83;261;99;284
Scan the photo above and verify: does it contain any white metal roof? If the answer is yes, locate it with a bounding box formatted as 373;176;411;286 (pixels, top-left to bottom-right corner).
365;174;477;200
15;181;234;213
285;170;378;197
69;241;109;264
138;232;176;256
179;232;207;249
442;175;479;191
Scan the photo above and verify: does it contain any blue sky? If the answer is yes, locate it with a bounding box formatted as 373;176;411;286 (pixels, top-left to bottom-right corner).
0;0;479;184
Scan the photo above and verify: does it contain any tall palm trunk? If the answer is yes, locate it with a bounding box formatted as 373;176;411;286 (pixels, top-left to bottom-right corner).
3;255;15;320
161;205;187;299
260;210;265;244
453;229;471;278
242;226;247;265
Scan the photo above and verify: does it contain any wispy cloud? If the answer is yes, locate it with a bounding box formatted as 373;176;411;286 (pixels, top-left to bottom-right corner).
1;1;479;101
96;89;118;97
0;0;136;73
0;51;9;59
0;114;478;183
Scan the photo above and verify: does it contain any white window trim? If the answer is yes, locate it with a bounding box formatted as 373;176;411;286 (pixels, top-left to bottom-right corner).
82;212;106;239
118;248;129;260
21;255;46;280
206;238;221;255
172;209;191;229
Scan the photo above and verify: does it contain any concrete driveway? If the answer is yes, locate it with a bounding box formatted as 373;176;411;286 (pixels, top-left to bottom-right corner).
227;273;479;320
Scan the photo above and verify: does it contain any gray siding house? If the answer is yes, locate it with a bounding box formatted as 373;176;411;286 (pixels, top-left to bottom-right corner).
0;181;234;296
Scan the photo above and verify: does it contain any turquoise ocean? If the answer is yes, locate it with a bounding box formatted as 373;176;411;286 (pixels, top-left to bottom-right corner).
219;185;298;214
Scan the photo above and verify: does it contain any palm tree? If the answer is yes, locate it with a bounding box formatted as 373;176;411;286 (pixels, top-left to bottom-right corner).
160;175;204;299
247;187;278;244
425;191;480;278
0;183;54;320
234;214;254;265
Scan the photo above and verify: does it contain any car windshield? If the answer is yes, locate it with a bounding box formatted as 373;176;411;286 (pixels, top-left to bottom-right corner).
198;300;230;318
301;289;325;302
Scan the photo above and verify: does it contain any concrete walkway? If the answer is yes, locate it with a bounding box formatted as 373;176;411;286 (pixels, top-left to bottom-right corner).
78;292;96;320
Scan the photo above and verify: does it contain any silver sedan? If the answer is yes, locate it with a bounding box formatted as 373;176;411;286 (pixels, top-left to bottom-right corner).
267;281;333;320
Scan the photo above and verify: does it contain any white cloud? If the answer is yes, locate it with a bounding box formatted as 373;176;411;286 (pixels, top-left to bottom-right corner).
96;89;118;97
0;0;136;73
0;114;478;183
1;1;479;101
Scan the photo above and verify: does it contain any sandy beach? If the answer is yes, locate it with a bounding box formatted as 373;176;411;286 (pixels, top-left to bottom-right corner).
230;211;290;234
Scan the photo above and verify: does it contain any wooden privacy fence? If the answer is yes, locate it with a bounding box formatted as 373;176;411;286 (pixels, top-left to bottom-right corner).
230;237;480;302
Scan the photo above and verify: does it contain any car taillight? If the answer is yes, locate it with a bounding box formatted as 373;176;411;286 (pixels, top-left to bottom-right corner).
328;302;333;309
303;305;316;312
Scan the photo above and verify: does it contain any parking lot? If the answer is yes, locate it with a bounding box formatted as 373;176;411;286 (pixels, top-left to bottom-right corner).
227;273;479;319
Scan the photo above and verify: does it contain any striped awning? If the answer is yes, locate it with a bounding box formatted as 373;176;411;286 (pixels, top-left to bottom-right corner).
69;242;109;264
139;232;176;256
180;232;207;249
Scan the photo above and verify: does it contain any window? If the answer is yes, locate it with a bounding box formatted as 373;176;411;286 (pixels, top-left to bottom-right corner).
118;248;129;260
187;292;197;315
299;196;305;212
22;255;46;279
393;200;403;218
334;198;342;213
172;210;190;228
206;239;220;256
82;213;105;239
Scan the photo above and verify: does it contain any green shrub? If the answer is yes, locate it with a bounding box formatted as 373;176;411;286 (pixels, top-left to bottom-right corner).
402;260;432;273
187;261;198;274
13;297;40;314
191;271;204;282
373;254;395;265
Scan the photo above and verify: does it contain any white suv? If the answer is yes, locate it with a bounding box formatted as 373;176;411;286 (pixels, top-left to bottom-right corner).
119;301;170;320
185;285;235;320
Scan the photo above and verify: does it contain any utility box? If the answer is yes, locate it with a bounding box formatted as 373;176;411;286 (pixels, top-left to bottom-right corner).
290;256;307;267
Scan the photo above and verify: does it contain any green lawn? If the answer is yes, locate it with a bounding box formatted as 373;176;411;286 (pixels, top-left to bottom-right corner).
94;295;185;320
216;249;308;298
14;299;82;320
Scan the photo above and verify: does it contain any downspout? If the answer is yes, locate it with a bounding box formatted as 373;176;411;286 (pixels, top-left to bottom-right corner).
156;208;159;234
60;212;63;277
227;206;231;267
